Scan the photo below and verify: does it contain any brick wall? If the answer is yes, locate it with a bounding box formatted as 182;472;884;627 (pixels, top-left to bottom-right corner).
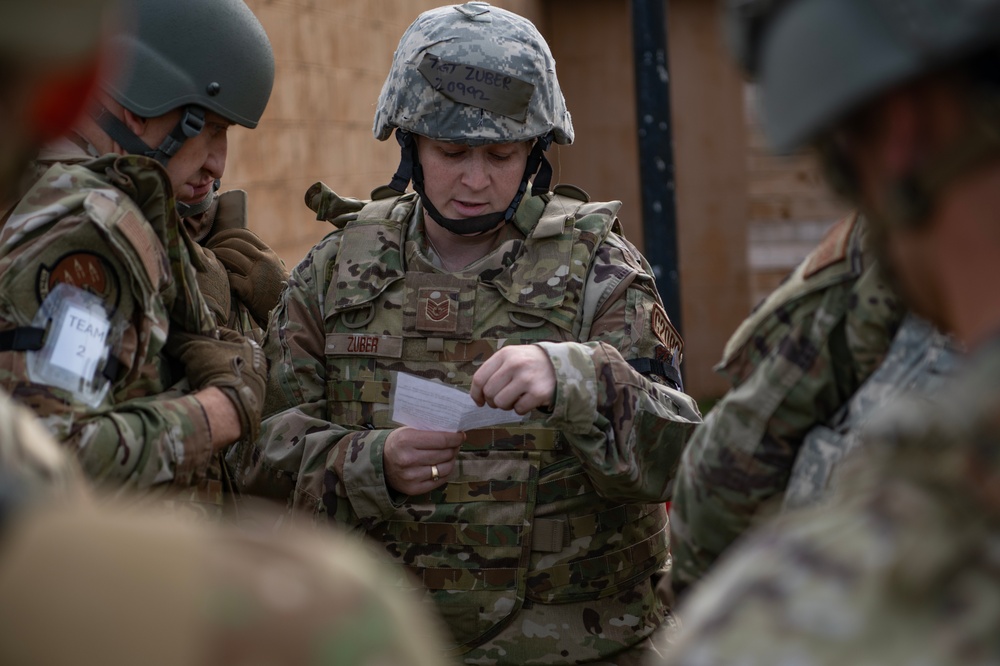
744;85;849;306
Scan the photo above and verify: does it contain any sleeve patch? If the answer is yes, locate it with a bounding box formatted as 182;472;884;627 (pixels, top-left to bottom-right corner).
802;212;859;279
36;251;120;313
651;303;683;352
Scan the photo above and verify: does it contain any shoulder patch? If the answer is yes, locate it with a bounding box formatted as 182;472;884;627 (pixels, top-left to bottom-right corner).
651;302;683;352
116;210;165;291
36;251;120;311
802;212;859;279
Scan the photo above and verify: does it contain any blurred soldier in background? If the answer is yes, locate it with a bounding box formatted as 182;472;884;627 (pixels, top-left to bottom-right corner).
0;502;454;666
0;0;274;502
668;12;960;600
0;0;115;504
656;0;1000;663
0;3;455;664
235;2;701;663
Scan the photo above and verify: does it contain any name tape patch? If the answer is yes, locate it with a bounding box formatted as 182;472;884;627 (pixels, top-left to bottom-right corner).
418;53;535;122
651;303;683;352
326;333;403;358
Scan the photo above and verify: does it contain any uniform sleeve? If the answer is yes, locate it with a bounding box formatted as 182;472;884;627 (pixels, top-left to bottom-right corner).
233;236;396;530
536;234;701;504
668;261;903;596
0;215;215;491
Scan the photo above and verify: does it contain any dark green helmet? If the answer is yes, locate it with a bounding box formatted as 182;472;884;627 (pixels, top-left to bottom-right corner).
106;0;274;129
726;0;1000;153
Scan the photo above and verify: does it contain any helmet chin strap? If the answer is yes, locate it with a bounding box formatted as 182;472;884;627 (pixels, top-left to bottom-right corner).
175;179;221;219
90;104;206;167
387;130;554;237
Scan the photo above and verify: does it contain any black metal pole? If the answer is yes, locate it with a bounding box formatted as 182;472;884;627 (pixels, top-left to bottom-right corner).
631;0;682;336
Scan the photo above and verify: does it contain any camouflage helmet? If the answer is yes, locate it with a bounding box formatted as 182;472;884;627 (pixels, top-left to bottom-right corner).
373;2;574;146
726;0;1000;153
105;0;274;129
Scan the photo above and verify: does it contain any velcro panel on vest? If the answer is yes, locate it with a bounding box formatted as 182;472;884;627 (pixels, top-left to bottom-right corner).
494;195;622;335
403;272;476;339
463;427;563;451
327;380;391;404
327;219;405;315
435;478;532;503
492;212;575;312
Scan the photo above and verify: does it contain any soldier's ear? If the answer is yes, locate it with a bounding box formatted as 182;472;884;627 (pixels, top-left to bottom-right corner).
122;107;151;138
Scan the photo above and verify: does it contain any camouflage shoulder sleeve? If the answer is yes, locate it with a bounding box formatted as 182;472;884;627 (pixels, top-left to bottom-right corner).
231;231;395;528
539;226;701;503
659;359;1000;666
0;172;215;490
718;212;863;384
669;214;905;594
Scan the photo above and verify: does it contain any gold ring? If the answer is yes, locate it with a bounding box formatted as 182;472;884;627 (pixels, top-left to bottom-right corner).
431;464;440;481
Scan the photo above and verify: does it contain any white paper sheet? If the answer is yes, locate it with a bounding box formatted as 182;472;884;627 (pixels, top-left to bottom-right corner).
391;371;526;432
49;305;110;376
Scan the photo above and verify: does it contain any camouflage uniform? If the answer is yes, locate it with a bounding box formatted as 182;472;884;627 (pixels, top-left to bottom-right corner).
0;143;221;492
655;335;1000;666
234;184;700;664
782;313;959;511
184;188;283;340
0;502;454;666
669;213;908;593
0;387;88;503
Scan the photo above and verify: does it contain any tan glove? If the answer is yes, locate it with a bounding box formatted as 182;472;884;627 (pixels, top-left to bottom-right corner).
188;242;232;325
205;228;288;328
166;327;267;444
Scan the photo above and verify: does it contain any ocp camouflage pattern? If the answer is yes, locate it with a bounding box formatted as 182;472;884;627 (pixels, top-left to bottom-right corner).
655;334;1000;666
783;313;960;511
0;143;223;497
233;185;701;664
669;213;906;595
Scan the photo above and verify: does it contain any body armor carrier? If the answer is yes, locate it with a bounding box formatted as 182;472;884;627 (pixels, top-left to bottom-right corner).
321;189;668;651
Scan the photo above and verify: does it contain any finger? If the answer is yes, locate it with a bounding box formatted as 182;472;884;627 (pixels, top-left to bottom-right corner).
409;430;465;450
513;392;545;415
397;447;461;468
481;363;517;409
400;478;449;496
471;355;503;406
490;381;529;412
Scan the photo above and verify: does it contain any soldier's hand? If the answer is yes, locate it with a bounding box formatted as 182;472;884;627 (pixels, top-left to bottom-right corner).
471;345;556;414
205;228;288;327
165;327;268;445
188;242;232;325
383;427;464;496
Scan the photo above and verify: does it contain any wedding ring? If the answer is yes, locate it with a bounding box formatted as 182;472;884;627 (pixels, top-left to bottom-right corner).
431;464;440;481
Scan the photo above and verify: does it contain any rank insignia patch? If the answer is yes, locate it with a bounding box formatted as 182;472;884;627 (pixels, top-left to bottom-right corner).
417;288;459;332
37;252;120;311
